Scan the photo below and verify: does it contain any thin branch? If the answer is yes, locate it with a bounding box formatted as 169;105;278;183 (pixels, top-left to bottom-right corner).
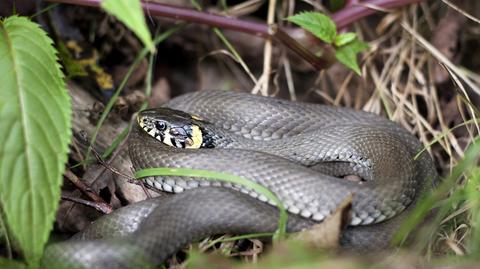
88;139;153;198
64;170;113;214
61;194;113;214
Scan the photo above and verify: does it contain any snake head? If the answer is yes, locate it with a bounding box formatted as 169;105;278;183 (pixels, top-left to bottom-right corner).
137;108;206;149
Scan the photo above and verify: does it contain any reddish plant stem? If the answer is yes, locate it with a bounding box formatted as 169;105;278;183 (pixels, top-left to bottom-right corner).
46;0;426;70
47;0;272;36
47;0;327;69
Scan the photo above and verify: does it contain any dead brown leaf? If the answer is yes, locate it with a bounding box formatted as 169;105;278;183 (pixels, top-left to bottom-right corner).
289;194;352;249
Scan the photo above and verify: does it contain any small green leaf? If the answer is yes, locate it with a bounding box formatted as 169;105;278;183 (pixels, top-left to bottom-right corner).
334;32;356;47
334;38;369;75
101;0;154;52
286;12;337;44
0;16;71;264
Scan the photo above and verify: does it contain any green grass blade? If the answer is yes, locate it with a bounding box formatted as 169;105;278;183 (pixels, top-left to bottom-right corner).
394;136;480;251
190;1;257;84
414;118;480;160
135;167;288;238
86;25;183;161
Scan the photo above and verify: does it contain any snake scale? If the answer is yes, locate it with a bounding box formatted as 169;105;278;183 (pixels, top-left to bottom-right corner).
42;90;437;269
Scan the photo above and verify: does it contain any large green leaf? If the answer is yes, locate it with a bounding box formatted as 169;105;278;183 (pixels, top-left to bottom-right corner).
0;16;71;264
101;0;154;51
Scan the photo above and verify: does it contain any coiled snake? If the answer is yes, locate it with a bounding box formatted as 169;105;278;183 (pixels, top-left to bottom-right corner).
42;90;437;269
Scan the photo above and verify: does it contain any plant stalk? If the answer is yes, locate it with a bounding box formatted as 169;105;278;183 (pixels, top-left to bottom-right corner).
45;0;426;70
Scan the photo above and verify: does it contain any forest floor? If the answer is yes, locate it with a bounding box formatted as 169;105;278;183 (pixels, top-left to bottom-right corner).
6;0;480;268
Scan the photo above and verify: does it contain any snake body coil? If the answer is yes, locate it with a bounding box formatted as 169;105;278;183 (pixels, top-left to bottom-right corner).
42;90;437;269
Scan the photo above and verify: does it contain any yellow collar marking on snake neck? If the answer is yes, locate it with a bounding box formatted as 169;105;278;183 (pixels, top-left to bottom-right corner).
185;125;203;149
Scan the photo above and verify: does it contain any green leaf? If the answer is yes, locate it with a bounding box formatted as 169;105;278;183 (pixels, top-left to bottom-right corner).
101;0;154;52
286;12;337;44
0;16;71;264
334;32;356;47
334;38;369;75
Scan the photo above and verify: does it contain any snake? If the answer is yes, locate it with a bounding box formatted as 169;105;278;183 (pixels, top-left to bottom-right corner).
42;90;437;269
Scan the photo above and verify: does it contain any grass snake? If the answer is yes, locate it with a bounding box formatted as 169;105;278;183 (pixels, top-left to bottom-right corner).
42;90;437;269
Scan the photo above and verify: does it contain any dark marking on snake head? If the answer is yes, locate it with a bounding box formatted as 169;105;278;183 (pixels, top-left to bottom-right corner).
179;141;186;148
170;137;178;148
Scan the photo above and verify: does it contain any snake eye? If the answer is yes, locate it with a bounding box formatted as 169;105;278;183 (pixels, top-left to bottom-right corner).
155;121;167;131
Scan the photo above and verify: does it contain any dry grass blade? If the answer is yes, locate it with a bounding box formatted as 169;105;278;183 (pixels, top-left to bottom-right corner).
255;0;276;96
444;67;480;135
400;22;480;96
442;0;480;24
218;0;265;17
